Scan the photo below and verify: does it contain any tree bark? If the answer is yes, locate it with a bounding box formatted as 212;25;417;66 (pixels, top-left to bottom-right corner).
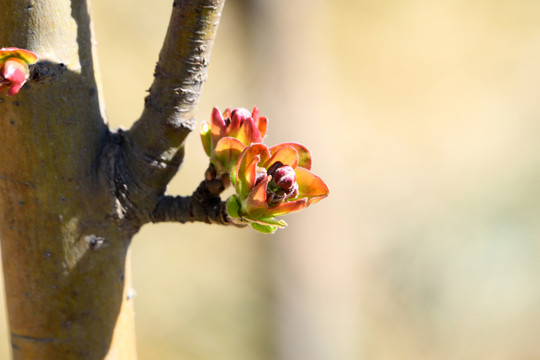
0;0;225;358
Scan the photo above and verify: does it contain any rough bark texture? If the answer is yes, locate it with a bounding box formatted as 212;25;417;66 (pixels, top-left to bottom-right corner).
123;0;225;220
0;0;226;358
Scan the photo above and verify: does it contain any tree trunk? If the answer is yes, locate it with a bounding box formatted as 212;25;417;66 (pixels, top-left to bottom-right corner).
0;0;225;358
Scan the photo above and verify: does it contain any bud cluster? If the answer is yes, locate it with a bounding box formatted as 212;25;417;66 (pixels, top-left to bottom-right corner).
266;162;299;206
201;107;329;233
0;47;37;96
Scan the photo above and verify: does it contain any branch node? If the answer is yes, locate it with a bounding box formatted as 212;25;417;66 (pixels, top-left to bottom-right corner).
29;61;68;84
150;165;242;227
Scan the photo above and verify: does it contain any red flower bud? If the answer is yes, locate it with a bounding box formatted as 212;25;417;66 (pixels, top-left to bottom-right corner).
254;169;267;186
286;182;299;199
266;190;285;206
227;141;328;234
272;165;296;192
266;161;283;176
0;47;37;96
231;108;252;123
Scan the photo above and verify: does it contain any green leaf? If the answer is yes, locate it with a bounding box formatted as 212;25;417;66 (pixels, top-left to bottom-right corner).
270;143;312;170
245;176;269;217
251;106;268;140
248;216;287;228
251;223;277;234
236;117;262;146
237;155;260;198
200;122;213;156
265;146;298;169
235;144;270;198
214;137;246;173
226;195;242;218
0;47;38;64
295;167;329;205
210;107;227;149
266;198;308;216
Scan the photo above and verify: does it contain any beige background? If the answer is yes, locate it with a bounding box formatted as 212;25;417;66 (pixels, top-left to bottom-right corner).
2;0;540;359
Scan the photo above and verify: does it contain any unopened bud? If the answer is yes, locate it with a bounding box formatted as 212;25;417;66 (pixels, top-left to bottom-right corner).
231;108;252;123
285;182;299;199
254;170;267;186
266;190;285;206
272;165;296;192
267;161;283;176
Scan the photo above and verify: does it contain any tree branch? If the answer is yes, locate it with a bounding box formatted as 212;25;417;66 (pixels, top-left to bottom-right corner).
151;162;243;226
123;0;225;197
151;184;230;225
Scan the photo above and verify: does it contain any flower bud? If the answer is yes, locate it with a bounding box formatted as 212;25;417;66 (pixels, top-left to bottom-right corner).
254;169;267;186
266;161;283;177
266;190;285;206
228;142;328;234
286;182;299;199
272;165;296;192
231;108;252;123
0;47;37;96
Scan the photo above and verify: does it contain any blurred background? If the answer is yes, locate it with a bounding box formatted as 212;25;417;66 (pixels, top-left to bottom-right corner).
3;0;540;358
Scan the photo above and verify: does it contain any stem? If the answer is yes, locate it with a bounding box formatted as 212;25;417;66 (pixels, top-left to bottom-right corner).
124;0;226;198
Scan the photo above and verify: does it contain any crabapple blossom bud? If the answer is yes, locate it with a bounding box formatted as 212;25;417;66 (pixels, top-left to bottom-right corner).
272;165;296;193
0;47;37;96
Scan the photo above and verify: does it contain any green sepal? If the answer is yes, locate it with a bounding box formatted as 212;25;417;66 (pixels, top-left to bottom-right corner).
248;216;287;228
214;137;246;174
251;223;277;234
226;195;242;219
200;122;213;157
